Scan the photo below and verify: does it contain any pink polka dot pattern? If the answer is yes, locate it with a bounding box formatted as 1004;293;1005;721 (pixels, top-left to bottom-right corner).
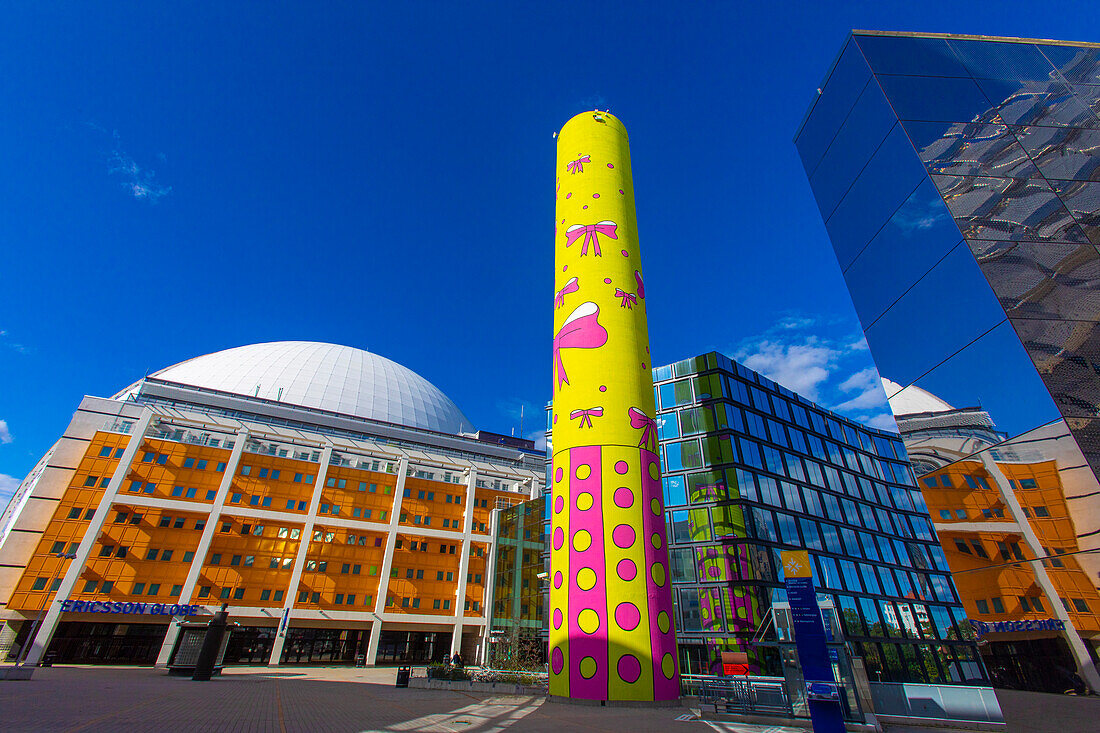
603;278;612;284
554;495;564;513
612;523;635;548
620;249;629;257
554;608;563;629
599;385;607;392
614;486;634;508
607;163;615;169
617;654;641;683
593;193;600;198
615;602;641;631
619;188;625;194
555;467;563;482
552;647;564;674
553;527;564;550
582;205;588;209
554;571;563;589
614;461;628;474
566;192;572;198
616;558;637;581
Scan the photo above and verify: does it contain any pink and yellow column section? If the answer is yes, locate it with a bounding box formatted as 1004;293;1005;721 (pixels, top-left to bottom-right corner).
550;110;679;702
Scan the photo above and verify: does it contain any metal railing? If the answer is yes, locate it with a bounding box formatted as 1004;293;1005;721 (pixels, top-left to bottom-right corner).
683;675;794;717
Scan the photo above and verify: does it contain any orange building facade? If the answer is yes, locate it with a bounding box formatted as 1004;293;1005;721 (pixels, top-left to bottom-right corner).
0;343;544;667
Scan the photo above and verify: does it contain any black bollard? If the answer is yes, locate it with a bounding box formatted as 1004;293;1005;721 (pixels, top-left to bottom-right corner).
192;603;229;681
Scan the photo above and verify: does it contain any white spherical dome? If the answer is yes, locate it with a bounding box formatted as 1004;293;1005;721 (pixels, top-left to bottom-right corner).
119;341;473;434
880;377;954;416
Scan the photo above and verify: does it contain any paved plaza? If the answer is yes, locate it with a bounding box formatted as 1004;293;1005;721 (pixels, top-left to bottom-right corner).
0;665;1097;733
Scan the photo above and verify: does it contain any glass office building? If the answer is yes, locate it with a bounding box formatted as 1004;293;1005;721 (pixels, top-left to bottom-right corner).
652;352;981;685
796;32;1100;689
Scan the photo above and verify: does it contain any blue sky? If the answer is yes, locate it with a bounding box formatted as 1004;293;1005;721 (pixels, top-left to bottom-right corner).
2;1;1097;502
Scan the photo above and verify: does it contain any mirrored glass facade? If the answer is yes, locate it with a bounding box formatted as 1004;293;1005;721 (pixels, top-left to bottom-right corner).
797;31;1100;691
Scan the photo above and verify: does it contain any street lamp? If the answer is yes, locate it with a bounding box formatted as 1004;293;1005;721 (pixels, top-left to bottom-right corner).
16;551;77;667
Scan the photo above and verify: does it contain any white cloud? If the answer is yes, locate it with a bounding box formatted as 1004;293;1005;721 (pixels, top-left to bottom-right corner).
89;125;171;202
736;339;836;400
833;367;890;412
864;413;900;432
0;420;11;444
730;313;895;432
526;430;547;452
0;473;19;504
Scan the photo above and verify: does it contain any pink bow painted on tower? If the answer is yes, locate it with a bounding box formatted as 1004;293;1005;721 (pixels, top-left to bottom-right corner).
635;270;645;299
570;406;604;428
629;406;658;450
554;277;579;309
566;155;591;174
553;302;608;390
615;289;637;309
565;221;617;257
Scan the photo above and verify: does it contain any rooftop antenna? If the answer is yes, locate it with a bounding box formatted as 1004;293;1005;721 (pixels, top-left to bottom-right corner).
520;404;524;439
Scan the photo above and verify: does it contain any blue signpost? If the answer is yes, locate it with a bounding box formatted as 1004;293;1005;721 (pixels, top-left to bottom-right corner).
782;551;845;733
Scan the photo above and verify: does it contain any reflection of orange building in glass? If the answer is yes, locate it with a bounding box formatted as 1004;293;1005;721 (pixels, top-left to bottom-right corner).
0;342;544;667
886;381;1100;692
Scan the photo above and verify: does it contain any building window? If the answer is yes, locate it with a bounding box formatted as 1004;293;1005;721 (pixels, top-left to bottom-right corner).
171;584;182;596
241;466;252;476
82;580;97;593
233;588;244;600
148;584;160;596
198;586;211;598
133;582;146;595
443;600;450;610
31;577;48;591
220;588;231;599
1072;598;1090;613
991;597;1005;613
146;549;159;561
1034;506;1050;517
975;599;990;614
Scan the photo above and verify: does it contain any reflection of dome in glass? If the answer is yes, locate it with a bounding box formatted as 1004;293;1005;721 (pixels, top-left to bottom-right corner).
880;378;954;416
116;341;473;434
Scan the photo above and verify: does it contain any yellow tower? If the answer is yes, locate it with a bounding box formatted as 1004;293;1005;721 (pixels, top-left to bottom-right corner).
549;110;679;701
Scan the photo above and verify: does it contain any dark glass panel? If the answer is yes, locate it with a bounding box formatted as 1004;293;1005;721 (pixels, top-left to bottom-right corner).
903;121;1036;178
876;74;994;124
796;39;874;176
1013;125;1100;182
854;35;969;77
933;174;1088;242
1049;179;1100;245
975;78;1099;128
808;80;898;217
1036;44;1100;84
969;239;1100;321
863;245;1006;389
1067;84;1100;121
947;39;1056;82
902;320;1060;437
843;180;962;327
1011;317;1100;419
825;125;928;270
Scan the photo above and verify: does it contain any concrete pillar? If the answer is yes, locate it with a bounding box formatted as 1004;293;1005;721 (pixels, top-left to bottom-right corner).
480;505;505;666
267;443;334;666
22;409;156;666
451;466;478;656
981;452;1100;692
364;456;410;665
154;427;250;667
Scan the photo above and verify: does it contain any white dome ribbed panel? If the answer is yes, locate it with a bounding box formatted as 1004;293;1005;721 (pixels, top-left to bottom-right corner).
129;341;473;434
880;377;954;416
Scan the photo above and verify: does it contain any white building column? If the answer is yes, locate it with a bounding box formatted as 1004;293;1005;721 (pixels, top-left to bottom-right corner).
365;456;410;666
981;452;1100;691
154;427;249;667
479;505;505;665
267;443;333;666
450;466;479;657
22;409;156;666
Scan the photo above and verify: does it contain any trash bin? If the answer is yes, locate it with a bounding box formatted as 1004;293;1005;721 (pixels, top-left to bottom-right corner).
396;666;411;688
355;654;366;668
